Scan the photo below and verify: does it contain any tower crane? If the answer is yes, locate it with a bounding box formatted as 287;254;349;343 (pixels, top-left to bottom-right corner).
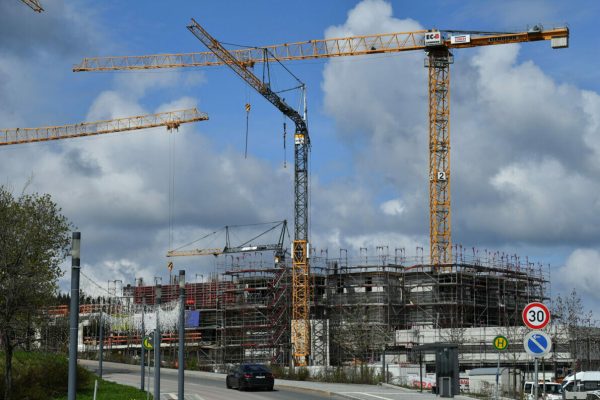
1;108;208;146
186;19;311;366
74;25;568;266
19;0;43;12
166;220;288;259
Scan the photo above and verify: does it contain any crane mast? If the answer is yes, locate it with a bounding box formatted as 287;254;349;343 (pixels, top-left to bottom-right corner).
0;108;208;146
426;45;453;266
186;19;311;366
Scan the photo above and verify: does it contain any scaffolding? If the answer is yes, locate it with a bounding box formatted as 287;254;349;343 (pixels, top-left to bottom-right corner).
76;245;548;368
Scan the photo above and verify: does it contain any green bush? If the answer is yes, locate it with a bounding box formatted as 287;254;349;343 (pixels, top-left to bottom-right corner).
0;351;91;399
296;367;310;381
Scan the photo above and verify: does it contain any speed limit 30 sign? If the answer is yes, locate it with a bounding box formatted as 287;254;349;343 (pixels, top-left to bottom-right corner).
522;302;551;330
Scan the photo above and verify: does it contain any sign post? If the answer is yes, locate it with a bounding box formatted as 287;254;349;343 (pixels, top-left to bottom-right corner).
523;331;552;400
493;335;508;400
522;302;551;400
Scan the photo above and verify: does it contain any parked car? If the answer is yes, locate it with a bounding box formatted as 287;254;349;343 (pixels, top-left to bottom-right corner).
226;363;274;391
563;371;600;399
523;381;563;399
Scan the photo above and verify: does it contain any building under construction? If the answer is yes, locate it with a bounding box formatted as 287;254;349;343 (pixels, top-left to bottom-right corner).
120;246;548;368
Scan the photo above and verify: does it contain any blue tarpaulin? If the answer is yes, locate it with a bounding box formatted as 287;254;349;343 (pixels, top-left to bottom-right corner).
185;310;200;327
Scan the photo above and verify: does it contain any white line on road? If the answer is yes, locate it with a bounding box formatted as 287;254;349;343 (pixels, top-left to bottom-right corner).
337;394;369;400
340;393;399;400
359;393;397;400
161;394;205;400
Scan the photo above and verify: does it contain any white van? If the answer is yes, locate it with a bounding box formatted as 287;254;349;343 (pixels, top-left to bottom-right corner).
562;371;600;399
523;381;563;400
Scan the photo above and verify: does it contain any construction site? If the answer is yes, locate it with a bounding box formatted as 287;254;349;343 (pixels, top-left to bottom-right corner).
69;241;551;372
11;2;581;393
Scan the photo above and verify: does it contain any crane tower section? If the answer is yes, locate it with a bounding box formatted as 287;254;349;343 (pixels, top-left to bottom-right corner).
186;19;311;367
425;34;453;266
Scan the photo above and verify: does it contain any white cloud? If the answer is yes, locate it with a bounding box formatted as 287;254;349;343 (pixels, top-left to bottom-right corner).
558;249;600;300
380;198;405;216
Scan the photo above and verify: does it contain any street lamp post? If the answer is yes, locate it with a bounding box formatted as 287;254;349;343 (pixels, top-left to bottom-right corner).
154;284;161;399
140;297;145;391
67;232;81;400
178;270;185;399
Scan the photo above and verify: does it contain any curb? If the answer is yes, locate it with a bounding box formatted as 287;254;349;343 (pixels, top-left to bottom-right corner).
274;383;336;397
379;382;418;392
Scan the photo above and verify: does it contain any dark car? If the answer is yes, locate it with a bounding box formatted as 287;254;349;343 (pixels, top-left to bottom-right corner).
226;363;274;391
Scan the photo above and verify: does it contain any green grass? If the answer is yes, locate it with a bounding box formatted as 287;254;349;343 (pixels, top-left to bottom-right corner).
0;351;150;400
52;378;151;400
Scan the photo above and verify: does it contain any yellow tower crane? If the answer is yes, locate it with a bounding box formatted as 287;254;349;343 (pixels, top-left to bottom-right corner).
185;19;312;366
1;108;208;146
74;25;568;267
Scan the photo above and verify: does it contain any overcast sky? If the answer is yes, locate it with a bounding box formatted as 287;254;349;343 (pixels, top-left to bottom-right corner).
1;0;599;310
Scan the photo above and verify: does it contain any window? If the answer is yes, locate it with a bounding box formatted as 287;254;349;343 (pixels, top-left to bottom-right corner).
542;384;562;394
242;364;270;373
583;381;600;391
563;382;574;392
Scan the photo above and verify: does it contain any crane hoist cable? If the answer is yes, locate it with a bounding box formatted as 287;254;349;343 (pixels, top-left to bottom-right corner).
283;120;287;169
244;102;251;158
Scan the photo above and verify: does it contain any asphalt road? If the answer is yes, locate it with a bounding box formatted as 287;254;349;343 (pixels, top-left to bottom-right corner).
80;360;341;400
79;360;475;400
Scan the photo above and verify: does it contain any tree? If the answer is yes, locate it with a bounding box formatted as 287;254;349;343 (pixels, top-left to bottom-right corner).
0;186;71;400
330;305;393;364
552;289;594;371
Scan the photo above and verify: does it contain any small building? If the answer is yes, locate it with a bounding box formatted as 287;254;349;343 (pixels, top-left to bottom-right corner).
468;367;521;397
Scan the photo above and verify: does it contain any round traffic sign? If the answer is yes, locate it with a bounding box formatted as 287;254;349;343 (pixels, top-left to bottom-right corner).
522;302;551;330
493;335;508;351
523;330;552;358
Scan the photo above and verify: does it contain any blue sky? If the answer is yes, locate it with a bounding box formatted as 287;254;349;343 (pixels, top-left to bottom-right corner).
2;0;600;311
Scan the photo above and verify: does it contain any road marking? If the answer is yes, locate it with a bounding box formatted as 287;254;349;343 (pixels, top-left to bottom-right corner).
161;394;205;400
361;393;397;400
337;394;368;400
339;392;399;400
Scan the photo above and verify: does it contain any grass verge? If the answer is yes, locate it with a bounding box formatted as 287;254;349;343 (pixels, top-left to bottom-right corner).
52;377;151;400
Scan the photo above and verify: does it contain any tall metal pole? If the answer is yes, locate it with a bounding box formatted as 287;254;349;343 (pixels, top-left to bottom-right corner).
154;284;161;399
534;358;539;400
140;297;145;391
99;310;103;378
67;232;81;400
419;351;423;393
495;350;500;400
178;270;185;399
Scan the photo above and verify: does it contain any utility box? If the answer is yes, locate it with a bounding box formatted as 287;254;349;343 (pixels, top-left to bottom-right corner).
413;343;460;398
436;346;460;398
